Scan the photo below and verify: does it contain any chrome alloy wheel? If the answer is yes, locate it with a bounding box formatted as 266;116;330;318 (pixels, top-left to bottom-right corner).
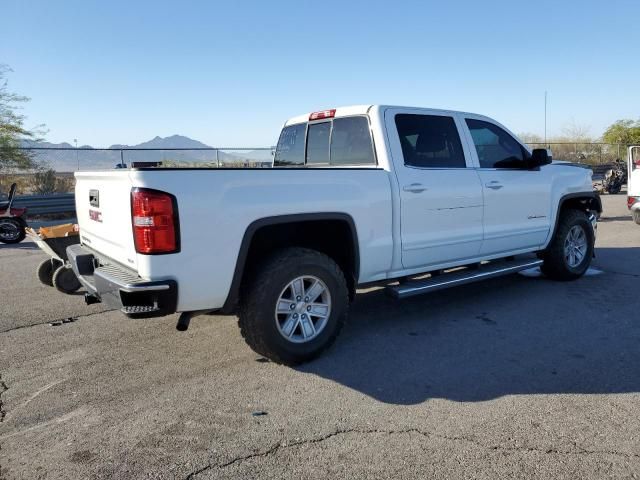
564;225;588;268
274;275;331;343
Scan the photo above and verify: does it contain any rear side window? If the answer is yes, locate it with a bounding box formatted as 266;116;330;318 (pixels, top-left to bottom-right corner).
395;114;466;168
306;122;331;164
466;119;527;168
274;123;306;166
330;117;375;165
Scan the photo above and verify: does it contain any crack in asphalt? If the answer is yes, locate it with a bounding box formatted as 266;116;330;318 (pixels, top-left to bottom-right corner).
0;310;114;335
0;373;8;480
184;427;640;478
0;375;6;424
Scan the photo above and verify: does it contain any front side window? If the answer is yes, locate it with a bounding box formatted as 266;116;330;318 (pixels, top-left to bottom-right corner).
395;114;466;168
274;123;306;166
466;119;527;169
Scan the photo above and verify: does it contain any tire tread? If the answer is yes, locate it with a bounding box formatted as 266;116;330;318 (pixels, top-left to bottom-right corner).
238;247;348;365
541;209;593;281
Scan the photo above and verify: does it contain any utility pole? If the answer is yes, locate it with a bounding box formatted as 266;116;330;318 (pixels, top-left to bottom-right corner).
544;91;548;147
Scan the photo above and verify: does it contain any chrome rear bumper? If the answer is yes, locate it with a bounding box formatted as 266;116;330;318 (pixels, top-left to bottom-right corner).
66;244;178;318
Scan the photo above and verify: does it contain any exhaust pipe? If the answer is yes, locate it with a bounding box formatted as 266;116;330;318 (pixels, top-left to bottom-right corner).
176;309;215;331
176;311;194;331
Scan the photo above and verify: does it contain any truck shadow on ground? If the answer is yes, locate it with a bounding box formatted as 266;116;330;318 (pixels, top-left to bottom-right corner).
299;247;640;405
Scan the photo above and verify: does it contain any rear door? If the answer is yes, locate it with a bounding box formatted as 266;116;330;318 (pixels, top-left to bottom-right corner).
74;171;138;269
462;117;552;255
385;108;484;269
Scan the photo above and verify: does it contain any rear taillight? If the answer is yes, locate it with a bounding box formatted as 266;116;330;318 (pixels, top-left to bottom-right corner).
628;196;639;210
131;188;179;254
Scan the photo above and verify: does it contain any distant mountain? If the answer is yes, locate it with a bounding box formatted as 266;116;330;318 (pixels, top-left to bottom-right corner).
21;135;273;171
22;140;75;149
108;134;212;150
23;134;213;150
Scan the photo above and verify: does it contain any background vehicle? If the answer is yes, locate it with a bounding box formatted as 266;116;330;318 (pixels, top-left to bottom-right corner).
0;183;28;244
603;159;627;194
68;105;601;364
627;145;640;224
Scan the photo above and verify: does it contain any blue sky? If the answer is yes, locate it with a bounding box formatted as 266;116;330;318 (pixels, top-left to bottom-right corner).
3;0;639;147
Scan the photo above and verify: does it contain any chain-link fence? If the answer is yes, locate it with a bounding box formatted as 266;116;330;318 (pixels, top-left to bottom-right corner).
1;147;274;194
22;147;275;171
1;143;632;195
525;143;629;166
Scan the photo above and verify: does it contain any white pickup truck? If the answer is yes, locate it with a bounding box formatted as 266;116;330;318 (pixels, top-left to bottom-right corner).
68;105;601;364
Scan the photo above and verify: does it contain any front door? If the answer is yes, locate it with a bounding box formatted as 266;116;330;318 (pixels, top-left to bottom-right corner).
463;117;552;255
385;109;484;270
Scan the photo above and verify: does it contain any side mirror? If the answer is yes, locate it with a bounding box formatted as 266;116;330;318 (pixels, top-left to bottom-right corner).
530;148;552;168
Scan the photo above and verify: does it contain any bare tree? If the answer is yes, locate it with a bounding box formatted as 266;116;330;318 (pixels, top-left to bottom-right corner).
0;65;44;171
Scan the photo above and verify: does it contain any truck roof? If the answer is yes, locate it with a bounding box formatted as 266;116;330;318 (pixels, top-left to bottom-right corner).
283;105;489;126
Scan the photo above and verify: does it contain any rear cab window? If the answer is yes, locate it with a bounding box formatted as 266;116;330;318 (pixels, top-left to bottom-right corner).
306;122;331;164
274;123;306;166
274;115;376;167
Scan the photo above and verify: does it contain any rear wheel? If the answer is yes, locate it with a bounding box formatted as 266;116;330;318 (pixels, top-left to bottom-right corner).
52;266;81;294
37;258;62;286
238;248;349;365
0;218;26;244
541;209;594;280
633;210;640;225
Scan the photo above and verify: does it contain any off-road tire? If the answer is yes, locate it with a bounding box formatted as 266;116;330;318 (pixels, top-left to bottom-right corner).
52;265;81;294
37;258;62;286
238;248;349;365
540;209;594;281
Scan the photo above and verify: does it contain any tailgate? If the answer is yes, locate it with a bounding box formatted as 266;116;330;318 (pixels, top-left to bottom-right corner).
74;171;138;270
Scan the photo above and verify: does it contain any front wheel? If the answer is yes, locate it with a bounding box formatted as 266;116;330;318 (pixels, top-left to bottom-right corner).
541;209;594;281
238;248;349;365
0;218;26;244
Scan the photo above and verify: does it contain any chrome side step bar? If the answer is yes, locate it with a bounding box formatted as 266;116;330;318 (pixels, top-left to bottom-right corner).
386;258;543;299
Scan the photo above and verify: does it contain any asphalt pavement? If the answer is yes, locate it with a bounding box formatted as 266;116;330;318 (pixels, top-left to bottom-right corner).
1;194;639;479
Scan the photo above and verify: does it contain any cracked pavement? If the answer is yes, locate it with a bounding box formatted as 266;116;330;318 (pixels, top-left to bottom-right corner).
1;194;639;479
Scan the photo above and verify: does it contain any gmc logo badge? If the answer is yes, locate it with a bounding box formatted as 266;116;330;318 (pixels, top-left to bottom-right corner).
89;209;103;223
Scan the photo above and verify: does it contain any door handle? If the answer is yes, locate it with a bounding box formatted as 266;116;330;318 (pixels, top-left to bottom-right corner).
485;181;503;190
403;183;427;193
